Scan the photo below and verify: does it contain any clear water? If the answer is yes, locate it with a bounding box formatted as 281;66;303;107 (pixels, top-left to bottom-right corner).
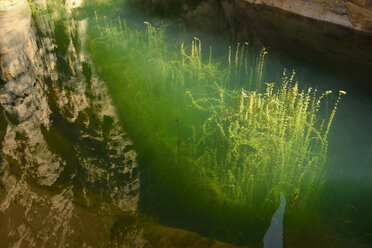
0;0;371;247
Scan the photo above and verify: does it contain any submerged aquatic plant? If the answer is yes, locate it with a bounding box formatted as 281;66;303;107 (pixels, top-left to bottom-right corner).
89;16;345;219
186;70;343;212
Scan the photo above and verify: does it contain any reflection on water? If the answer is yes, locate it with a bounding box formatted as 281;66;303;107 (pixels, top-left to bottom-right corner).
0;0;371;247
263;193;286;248
0;0;140;247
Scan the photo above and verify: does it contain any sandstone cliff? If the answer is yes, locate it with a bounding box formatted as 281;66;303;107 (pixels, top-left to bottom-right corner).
244;0;372;33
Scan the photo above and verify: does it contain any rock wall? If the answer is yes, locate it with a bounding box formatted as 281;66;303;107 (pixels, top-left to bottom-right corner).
243;0;372;33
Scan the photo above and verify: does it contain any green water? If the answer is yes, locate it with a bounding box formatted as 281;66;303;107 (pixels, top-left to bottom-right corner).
1;0;371;247
85;0;372;246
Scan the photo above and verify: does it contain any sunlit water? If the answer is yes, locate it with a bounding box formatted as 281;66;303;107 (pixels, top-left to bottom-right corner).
0;0;371;247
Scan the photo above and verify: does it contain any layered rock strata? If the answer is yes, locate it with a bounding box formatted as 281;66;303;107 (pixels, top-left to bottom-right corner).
243;0;372;33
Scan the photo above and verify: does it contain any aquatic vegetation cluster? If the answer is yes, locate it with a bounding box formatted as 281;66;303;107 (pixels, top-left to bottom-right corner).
187;70;345;209
89;13;344;218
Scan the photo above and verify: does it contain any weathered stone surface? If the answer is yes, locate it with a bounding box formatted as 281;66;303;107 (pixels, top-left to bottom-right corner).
243;0;372;33
132;0;372;33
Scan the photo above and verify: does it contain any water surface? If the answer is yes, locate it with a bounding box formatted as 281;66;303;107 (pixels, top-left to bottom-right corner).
1;0;371;247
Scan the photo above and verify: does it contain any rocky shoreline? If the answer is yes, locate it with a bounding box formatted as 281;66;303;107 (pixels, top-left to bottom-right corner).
243;0;372;34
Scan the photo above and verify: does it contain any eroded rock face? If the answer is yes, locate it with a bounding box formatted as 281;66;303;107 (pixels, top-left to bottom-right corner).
243;0;372;33
132;0;372;33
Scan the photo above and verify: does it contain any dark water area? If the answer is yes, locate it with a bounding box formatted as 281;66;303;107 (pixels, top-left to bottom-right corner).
162;0;372;95
1;0;372;247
